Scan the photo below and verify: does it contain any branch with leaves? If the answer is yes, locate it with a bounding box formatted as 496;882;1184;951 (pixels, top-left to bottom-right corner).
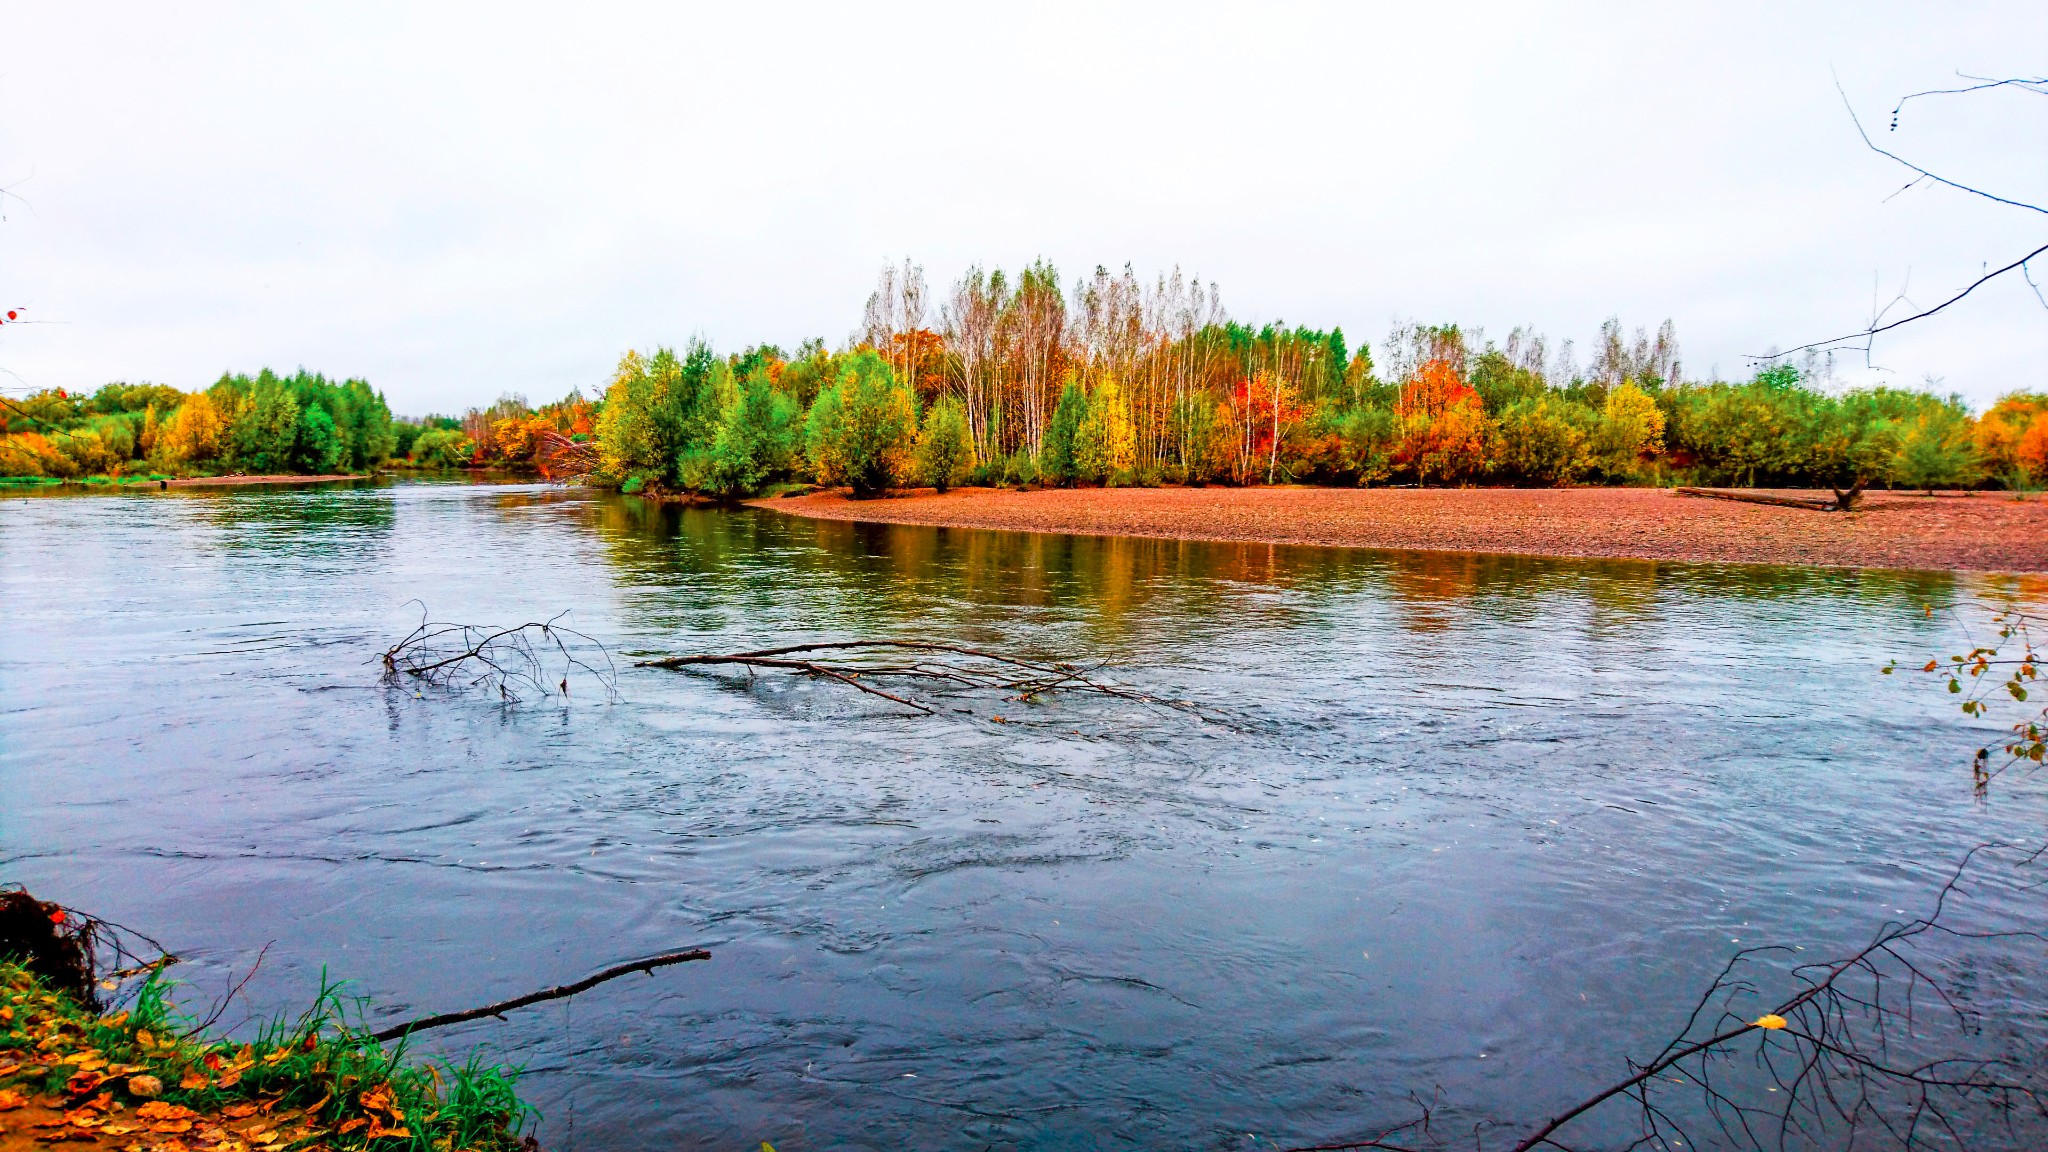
1885;608;2044;791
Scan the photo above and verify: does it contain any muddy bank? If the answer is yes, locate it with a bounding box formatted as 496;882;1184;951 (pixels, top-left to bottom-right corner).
757;485;2048;573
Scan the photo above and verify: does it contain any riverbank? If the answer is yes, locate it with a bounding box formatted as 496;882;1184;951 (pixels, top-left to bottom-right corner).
0;959;531;1152
758;485;2048;572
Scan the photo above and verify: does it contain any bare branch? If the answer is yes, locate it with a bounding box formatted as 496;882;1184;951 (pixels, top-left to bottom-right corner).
638;638;1230;724
1762;238;2048;360
381;604;619;703
369;947;712;1042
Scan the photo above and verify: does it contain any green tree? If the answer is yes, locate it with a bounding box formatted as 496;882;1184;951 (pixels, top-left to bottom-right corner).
1893;396;1979;493
1337;406;1397;485
702;369;800;497
289;403;345;473
804;351;918;496
410;428;474;468
1495;398;1595;485
219;374;302;473
914;395;975;491
1038;381;1088;485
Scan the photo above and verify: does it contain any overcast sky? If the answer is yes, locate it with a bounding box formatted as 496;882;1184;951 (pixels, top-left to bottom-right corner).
1;2;2043;414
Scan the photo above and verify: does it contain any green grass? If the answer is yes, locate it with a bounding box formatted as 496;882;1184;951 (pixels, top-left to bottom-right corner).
0;961;534;1151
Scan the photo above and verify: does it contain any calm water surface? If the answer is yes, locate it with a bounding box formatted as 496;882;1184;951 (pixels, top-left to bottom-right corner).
3;480;2045;1150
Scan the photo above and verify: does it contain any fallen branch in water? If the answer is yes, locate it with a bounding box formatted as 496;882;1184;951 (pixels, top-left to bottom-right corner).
368;947;712;1041
381;604;618;702
637;638;1223;722
1290;843;2048;1152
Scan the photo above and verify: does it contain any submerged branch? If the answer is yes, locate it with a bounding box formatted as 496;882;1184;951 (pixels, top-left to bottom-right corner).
381;604;619;702
637;638;1225;723
369;947;712;1041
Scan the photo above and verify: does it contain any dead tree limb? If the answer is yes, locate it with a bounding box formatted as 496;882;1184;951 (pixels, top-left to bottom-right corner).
369;947;712;1042
1290;843;2048;1152
381;604;618;702
1675;487;1846;512
637;638;1226;723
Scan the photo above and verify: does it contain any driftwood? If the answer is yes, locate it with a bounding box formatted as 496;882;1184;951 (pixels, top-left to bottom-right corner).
637;638;1222;722
382;606;618;702
1675;486;1850;512
369;947;712;1042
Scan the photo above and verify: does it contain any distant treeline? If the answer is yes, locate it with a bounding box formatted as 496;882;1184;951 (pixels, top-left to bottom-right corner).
7;261;2047;493
0;370;394;480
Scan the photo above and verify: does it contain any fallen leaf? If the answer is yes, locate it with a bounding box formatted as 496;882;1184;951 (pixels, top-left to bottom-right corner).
215;1070;240;1089
127;1074;164;1099
179;1073;208;1091
335;1119;366;1135
221;1105;258;1120
136;1103;199;1122
149;1119;195;1134
0;1088;27;1111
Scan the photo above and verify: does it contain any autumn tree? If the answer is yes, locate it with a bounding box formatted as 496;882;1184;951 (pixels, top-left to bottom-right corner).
805;351;917;497
913;395;975;492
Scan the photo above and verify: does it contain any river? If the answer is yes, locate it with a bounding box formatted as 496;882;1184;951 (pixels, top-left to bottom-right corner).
3;479;2044;1150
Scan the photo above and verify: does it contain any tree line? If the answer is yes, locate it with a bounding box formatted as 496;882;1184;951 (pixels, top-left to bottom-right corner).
5;259;2045;494
545;260;2048;498
0;370;395;481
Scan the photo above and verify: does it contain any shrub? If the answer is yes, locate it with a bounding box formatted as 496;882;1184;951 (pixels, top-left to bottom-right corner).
411;427;475;468
702;370;800;497
804;351;917;496
1495;398;1594;485
914;395;975;491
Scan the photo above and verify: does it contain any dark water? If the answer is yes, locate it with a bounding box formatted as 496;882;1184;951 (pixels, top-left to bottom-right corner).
3;480;2045;1150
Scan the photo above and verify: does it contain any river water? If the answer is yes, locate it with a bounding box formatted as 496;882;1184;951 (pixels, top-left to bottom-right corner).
3;480;2045;1151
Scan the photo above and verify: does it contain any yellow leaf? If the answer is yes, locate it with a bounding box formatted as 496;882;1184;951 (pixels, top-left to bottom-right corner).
1753;1014;1787;1030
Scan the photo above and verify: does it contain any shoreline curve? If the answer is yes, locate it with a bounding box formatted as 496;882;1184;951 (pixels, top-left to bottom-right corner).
751;485;2048;574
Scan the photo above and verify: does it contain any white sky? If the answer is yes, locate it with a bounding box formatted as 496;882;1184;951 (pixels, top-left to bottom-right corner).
1;2;2043;414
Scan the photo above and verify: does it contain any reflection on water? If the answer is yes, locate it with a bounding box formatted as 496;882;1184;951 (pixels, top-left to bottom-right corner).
2;481;2044;1151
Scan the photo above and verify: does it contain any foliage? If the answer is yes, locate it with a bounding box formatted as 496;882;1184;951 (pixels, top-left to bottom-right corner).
408;428;475;469
702;369;801;497
0;959;532;1152
1073;374;1136;483
1590;381;1665;479
1495;397;1594;485
804;351;918;496
913;395;976;491
1888;609;2045;791
1038;381;1088;485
